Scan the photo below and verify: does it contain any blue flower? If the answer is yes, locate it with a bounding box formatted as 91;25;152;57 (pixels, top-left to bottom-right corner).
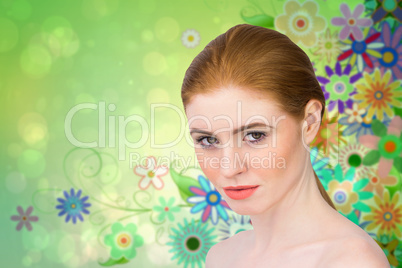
187;175;231;225
56;188;91;224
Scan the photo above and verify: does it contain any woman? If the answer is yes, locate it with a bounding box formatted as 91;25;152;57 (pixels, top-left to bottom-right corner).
181;24;389;267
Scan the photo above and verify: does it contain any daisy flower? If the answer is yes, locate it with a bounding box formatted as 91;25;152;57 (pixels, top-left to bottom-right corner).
181;29;201;48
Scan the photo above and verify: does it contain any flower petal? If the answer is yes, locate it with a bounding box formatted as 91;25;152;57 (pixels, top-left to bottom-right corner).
359;135;380;149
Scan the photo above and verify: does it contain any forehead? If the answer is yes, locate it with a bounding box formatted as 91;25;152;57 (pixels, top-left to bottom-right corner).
185;87;290;128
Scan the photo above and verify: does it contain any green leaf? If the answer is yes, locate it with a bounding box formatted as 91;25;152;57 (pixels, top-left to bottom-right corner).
344;167;356;182
371;119;387;137
394;156;402;173
169;163;200;205
352;202;371;212
240;13;274;28
99;257;130;266
363;150;381;165
353;179;369;191
358;191;374;200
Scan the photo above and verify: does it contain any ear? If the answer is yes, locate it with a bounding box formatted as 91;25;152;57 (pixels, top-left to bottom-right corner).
301;99;322;147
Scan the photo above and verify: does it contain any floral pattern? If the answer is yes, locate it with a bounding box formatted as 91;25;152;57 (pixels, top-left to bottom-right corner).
153;196;181;222
364;22;402;79
322;164;373;214
275;0;326;47
56;188;91;224
313;28;342;63
338;27;383;72
133;156;169;190
363;190;402;239
104;222;144;260
359;116;402;177
353;68;402;121
10;206;38;231
181;29;201;48
316;62;362;113
331;3;373;41
187;175;231;225
167;218;217;268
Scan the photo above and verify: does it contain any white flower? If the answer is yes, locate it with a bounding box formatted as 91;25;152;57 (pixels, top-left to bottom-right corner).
133;156;168;190
344;102;366;123
181;29;200;48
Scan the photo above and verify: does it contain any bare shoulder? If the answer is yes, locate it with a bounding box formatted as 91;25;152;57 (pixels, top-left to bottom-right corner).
205;230;250;268
323;235;390;268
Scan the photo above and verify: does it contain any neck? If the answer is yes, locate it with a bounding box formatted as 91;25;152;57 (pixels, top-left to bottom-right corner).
248;164;332;255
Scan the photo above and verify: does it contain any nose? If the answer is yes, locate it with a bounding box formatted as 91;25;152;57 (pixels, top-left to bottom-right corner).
219;143;248;178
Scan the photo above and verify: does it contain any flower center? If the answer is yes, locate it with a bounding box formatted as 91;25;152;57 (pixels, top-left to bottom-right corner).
71;203;76;209
384;141;396;153
187;35;194;42
164;206;169;211
383;51;393;63
117;233;131;248
206;191;221;205
185;236;200;251
383;211;393;221
22;216;27;221
348;154;361;167
374;91;383;100
148;170;155;178
371;177;378;183
348;18;356;26
325;41;333;49
380;47;398;67
334;190;347;204
352;41;367;54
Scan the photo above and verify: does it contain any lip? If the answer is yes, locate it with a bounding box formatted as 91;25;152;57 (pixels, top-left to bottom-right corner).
222;185;259;200
222;185;259;190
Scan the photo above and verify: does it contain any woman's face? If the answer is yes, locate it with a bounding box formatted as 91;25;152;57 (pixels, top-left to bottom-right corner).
185;86;311;215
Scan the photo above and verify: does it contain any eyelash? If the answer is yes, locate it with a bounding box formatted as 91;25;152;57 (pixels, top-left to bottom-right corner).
195;132;267;150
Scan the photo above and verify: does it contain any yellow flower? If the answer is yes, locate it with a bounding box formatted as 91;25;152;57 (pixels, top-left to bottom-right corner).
327;180;358;214
353;68;402;121
363;191;402;239
275;0;326;47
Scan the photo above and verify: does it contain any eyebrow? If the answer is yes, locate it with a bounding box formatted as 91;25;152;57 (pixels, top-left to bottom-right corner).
190;122;273;135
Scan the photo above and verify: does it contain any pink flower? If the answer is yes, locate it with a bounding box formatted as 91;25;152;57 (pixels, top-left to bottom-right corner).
133;156;168;190
10;206;39;231
331;3;373;41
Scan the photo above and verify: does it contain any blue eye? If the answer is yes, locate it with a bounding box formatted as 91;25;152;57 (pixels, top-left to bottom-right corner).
195;132;267;149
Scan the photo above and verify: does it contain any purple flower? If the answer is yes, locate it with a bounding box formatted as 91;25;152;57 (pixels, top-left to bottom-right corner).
316;62;362;114
11;206;39;231
364;22;402;79
331;3;373;41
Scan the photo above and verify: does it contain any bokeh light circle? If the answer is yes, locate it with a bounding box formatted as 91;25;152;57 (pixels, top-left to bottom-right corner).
20;44;52;78
22;224;49;251
17;149;46;178
143;52;167;75
5;171;27;193
18;112;48;146
155;17;179;43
